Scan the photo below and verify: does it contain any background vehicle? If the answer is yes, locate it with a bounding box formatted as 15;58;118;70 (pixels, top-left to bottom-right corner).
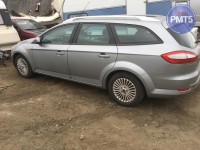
12;19;47;40
62;0;146;20
11;16;200;107
63;0;200;38
0;0;20;51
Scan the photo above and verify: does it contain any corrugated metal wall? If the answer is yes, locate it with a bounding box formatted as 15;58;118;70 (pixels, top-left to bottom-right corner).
2;0;52;16
146;0;172;16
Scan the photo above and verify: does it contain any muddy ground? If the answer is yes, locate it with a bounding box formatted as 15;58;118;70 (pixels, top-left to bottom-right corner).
0;60;200;150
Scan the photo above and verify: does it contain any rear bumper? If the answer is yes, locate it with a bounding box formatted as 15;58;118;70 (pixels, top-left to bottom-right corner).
148;74;200;98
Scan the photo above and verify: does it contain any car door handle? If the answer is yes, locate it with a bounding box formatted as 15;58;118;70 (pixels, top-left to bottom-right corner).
56;51;65;55
98;53;110;58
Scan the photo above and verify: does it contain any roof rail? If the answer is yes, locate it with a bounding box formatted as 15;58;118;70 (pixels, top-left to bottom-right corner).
72;15;141;21
62;15;163;24
72;15;164;22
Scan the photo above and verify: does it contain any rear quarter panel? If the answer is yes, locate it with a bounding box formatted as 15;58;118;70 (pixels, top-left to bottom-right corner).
102;21;199;95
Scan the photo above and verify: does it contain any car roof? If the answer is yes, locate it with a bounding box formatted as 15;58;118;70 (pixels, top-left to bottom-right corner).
62;15;166;24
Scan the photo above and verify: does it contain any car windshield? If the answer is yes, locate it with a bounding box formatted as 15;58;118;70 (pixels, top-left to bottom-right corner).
167;28;197;49
16;20;44;30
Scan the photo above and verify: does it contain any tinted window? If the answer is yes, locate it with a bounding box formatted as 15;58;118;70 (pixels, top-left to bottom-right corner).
167;29;197;48
0;9;12;26
42;24;75;45
113;24;162;45
16;20;44;30
76;24;110;45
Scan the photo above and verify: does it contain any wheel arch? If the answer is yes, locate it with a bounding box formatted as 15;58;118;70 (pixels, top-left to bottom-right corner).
12;51;35;70
13;52;22;67
102;63;155;96
105;70;147;93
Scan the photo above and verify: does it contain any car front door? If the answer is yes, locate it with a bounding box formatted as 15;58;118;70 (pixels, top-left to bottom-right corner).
68;23;118;86
32;24;76;79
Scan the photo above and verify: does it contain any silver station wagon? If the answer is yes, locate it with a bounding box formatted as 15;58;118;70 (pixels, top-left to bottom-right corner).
11;16;200;106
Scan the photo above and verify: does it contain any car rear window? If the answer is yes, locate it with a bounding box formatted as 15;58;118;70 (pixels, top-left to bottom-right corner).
167;29;197;49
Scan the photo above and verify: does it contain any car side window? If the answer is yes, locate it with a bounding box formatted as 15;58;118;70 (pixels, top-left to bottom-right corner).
41;24;75;45
76;24;110;45
113;24;162;45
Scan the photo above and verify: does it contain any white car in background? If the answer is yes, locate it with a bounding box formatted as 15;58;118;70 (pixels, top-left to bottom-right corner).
0;0;20;51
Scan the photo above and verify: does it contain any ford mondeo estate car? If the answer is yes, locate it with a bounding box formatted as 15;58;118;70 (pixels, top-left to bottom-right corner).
11;16;200;107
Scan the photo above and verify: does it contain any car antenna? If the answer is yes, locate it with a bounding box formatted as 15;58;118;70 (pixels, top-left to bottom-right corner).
81;1;90;14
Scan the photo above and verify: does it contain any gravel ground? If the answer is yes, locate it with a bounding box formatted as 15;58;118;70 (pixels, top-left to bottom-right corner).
0;60;200;150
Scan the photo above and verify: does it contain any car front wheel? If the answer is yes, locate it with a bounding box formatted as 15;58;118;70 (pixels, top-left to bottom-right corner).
108;73;145;107
15;54;34;78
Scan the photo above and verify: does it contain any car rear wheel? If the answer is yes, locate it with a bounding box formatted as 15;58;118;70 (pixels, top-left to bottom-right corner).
15;54;34;78
108;73;145;107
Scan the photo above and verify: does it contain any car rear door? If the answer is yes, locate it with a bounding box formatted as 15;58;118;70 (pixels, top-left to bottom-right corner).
67;23;117;86
32;24;77;79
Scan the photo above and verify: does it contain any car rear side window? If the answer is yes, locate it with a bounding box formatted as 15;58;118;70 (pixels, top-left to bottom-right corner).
76;24;111;45
112;24;163;45
167;29;197;49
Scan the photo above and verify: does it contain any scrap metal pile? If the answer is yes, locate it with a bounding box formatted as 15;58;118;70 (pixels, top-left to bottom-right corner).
2;0;53;16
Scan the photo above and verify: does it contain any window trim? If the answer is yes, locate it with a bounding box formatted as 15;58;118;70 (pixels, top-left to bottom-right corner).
72;22;116;46
110;23;164;46
33;23;79;45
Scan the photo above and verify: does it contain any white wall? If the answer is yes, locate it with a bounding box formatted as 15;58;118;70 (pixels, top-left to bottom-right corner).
126;0;146;15
0;0;6;9
63;0;125;13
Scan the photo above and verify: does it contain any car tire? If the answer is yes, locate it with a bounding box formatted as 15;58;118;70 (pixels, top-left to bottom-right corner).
108;72;145;107
15;54;34;78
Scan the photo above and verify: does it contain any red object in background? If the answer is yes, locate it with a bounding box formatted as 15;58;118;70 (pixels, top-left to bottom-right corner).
12;19;46;41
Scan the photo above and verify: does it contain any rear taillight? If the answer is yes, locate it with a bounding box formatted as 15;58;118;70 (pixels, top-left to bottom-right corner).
177;87;191;92
161;51;198;64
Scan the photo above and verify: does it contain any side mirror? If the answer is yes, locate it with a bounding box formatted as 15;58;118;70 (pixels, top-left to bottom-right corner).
35;37;41;44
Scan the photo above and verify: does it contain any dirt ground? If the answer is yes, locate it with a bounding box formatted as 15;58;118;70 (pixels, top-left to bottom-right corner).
0;60;200;150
